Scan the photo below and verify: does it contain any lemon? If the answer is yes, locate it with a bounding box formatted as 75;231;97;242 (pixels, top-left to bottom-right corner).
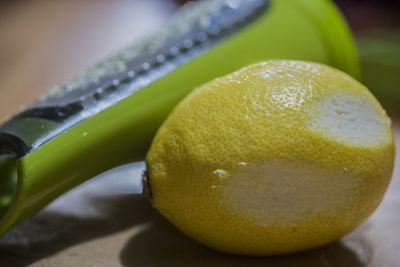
145;60;395;255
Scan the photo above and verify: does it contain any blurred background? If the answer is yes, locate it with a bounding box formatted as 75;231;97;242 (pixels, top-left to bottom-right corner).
0;0;399;266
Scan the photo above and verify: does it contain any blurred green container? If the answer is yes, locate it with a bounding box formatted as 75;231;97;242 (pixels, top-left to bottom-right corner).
357;29;400;109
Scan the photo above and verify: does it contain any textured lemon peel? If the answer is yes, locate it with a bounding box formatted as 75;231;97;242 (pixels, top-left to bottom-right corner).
146;60;394;255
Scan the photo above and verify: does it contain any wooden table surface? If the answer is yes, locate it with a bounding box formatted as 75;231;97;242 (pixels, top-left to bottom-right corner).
0;1;399;266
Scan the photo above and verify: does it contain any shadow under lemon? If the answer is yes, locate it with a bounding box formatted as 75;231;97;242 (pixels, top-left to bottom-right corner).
119;198;365;267
0;190;366;266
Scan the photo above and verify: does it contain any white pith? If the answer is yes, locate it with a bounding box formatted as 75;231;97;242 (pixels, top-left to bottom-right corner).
307;93;389;145
222;161;358;226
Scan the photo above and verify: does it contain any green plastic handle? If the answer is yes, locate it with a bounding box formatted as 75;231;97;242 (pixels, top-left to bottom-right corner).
0;0;359;237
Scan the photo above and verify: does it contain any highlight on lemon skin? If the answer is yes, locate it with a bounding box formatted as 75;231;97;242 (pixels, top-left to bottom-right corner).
145;60;395;256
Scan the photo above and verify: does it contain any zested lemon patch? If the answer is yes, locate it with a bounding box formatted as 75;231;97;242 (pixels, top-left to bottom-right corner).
145;60;395;255
223;160;359;226
307;93;391;145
